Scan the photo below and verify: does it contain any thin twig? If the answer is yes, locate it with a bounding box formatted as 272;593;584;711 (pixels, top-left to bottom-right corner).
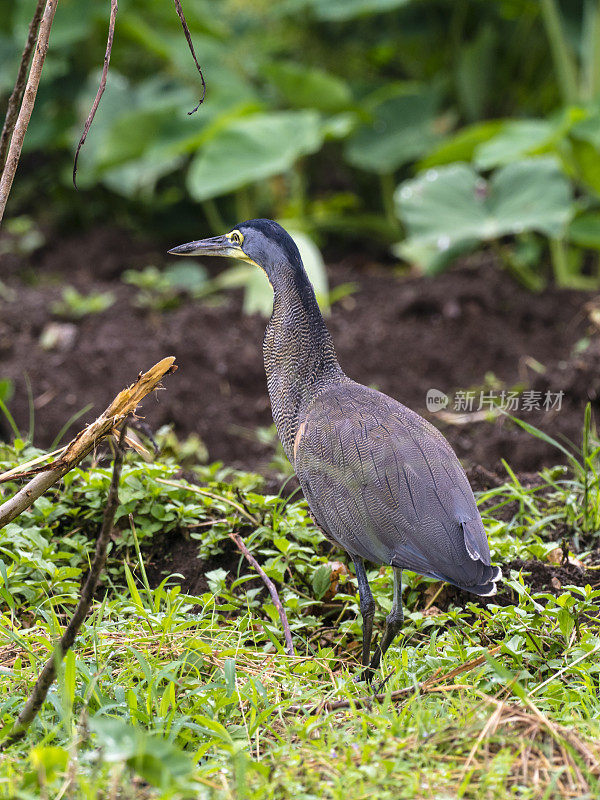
155;477;293;656
0;0;45;171
0;0;58;225
0;357;177;529
288;645;501;714
72;0;118;188
173;0;206;113
229;530;294;657
1;425;128;747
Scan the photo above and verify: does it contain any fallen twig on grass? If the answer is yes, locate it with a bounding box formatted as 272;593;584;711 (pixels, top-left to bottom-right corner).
459;690;600;793
288;645;501;714
1;425;128;747
0;357;177;528
0;0;45;171
229;530;295;658
0;0;58;225
156;477;294;657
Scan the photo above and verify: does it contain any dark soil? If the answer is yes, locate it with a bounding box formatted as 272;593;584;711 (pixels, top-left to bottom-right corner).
1;227;600;478
3;226;600;605
439;557;600;613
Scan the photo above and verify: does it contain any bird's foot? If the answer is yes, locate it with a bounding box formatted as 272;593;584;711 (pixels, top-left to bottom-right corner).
373;670;394;694
354;667;375;685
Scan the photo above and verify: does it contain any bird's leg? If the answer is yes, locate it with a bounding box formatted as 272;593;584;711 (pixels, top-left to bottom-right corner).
353;557;375;672
367;568;404;676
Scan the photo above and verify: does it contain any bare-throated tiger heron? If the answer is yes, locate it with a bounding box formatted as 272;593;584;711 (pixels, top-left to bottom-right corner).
169;219;501;681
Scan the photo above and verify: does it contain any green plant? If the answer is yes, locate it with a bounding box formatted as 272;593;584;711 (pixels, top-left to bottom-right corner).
4;0;600;255
0;216;44;256
122;262;210;310
2;433;600;797
51;287;115;320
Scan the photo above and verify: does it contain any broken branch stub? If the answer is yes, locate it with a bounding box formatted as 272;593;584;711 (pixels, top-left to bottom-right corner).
0;357;177;529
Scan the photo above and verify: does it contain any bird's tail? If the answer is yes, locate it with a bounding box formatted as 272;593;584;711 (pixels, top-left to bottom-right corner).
446;564;502;597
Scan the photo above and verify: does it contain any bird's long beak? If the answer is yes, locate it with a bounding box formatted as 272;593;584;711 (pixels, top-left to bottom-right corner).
168;235;242;259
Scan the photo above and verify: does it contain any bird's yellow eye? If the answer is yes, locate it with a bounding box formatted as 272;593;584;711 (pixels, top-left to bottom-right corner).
229;230;243;246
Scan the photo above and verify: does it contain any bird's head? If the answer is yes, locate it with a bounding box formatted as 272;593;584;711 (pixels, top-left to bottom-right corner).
168;219;302;283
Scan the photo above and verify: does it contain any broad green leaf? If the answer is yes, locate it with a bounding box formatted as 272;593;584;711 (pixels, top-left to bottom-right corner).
312;564;332;599
474;120;556;170
89;717;192;788
557;606;575;640
307;0;412;21
568;212;600;248
187;111;323;201
417;120;505;171
29;746;68;783
475;108;587;170
570;133;600;196
571;107;600;148
163;263;209;293
263;61;353;113
395;159;573;257
345;87;446;173
392;237;476;275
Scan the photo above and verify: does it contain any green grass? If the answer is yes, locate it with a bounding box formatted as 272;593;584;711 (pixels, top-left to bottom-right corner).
1;433;600;799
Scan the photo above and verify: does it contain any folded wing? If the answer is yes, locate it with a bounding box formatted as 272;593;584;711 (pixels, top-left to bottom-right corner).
294;381;500;594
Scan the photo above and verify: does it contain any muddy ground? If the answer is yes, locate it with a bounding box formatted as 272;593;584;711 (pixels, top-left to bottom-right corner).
2;227;600;605
2;227;600;478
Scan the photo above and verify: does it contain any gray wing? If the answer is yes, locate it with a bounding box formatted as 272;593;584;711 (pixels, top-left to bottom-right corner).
294;381;499;594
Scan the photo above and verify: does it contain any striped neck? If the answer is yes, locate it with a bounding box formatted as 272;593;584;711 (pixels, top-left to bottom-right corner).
263;266;343;460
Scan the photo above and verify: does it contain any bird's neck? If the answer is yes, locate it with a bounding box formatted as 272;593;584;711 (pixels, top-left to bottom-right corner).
263;267;343;461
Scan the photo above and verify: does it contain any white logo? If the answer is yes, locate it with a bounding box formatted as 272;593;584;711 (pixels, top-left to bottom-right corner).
426;389;449;412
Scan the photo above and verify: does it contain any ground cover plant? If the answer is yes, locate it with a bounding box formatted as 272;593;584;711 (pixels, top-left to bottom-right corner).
1;412;600;798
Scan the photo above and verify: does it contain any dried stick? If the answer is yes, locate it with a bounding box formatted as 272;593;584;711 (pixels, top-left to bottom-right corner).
72;0;118;188
229;530;294;657
287;645;502;714
155;478;294;657
1;426;128;747
0;357;177;528
0;0;45;171
0;0;58;225
173;0;206;114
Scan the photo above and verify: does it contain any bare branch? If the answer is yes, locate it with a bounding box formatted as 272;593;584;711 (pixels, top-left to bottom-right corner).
0;0;58;225
229;530;295;657
1;425;128;747
0;357;177;528
173;0;206;114
72;0;118;188
0;0;45;171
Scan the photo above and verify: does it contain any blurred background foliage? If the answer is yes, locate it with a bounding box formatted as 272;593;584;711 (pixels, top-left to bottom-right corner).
3;0;600;285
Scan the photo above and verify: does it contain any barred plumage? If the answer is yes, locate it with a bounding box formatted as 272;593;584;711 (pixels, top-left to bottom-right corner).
169;218;501;680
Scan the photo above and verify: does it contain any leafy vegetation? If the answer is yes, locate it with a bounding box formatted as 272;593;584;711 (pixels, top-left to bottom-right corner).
3;2;600;797
51;287;115;320
4;1;600;284
1;418;600;797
